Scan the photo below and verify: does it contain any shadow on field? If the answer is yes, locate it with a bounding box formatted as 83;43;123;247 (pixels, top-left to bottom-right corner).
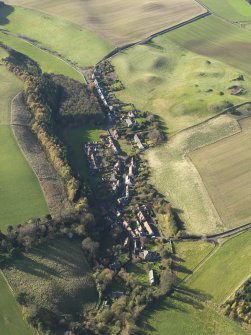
0;4;14;25
12;253;61;279
138;286;212;333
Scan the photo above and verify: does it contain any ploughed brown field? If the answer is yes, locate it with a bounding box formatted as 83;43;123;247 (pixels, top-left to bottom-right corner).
5;0;206;44
190;117;251;229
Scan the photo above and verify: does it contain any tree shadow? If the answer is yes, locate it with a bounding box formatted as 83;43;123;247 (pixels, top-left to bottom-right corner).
172;263;193;275
0;4;14;25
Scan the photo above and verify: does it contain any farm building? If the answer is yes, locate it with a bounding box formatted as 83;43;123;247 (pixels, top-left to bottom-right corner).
125;118;133;127
143;250;158;261
128;165;134;178
149;269;156;285
143;221;154;236
134;134;144;150
125;175;132;186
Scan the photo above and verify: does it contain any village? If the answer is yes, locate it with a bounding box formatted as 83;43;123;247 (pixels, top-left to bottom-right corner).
83;61;175;297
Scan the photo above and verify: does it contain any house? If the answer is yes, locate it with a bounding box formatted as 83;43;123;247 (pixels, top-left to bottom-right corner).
137;211;146;223
125;118;133;127
114;160;122;172
125;185;130;199
112;291;124;299
143;221;154;236
112;129;120;140
149;269;156;285
112;179;121;194
109;261;121;271
123;237;130;249
134;239;141;254
134;134;144;150
125;175;132;186
128;165;134;178
128;110;136;118
142;250;158;262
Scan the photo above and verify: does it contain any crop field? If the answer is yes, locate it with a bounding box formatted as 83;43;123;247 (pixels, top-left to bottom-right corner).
5;0;206;45
190;117;251;229
3;238;98;316
187;230;251;304
166;15;251;75
147;114;244;234
0;273;34;335
201;0;251;21
0;4;112;67
112;37;251;135
0;50;48;230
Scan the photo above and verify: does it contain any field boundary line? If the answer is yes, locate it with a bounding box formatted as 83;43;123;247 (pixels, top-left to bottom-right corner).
98;11;210;63
171;102;251;139
182;243;220;283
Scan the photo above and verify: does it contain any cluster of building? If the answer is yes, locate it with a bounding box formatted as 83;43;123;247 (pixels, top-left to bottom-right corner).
84;142;101;171
89;65;160;288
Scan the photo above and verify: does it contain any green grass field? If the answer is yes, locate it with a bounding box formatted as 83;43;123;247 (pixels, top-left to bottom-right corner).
0;32;83;81
60;126;106;180
0;127;48;230
143;233;251;335
0;4;112;67
0;273;34;335
0;49;48;230
145;289;249;335
187;230;251;304
113;35;251;135
4;0;205;45
201;0;251;21
3;238;98;316
173;241;215;280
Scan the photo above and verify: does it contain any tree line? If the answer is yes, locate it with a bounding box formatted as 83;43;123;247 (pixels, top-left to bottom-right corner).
2;46;103;205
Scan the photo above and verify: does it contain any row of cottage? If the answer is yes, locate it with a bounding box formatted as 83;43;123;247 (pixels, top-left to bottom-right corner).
88;66;158;285
92;67;145;151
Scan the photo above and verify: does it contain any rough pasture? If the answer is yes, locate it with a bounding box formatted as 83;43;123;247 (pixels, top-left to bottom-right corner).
3;238;98;317
112;37;251;135
190;117;251;229
4;0;206;45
